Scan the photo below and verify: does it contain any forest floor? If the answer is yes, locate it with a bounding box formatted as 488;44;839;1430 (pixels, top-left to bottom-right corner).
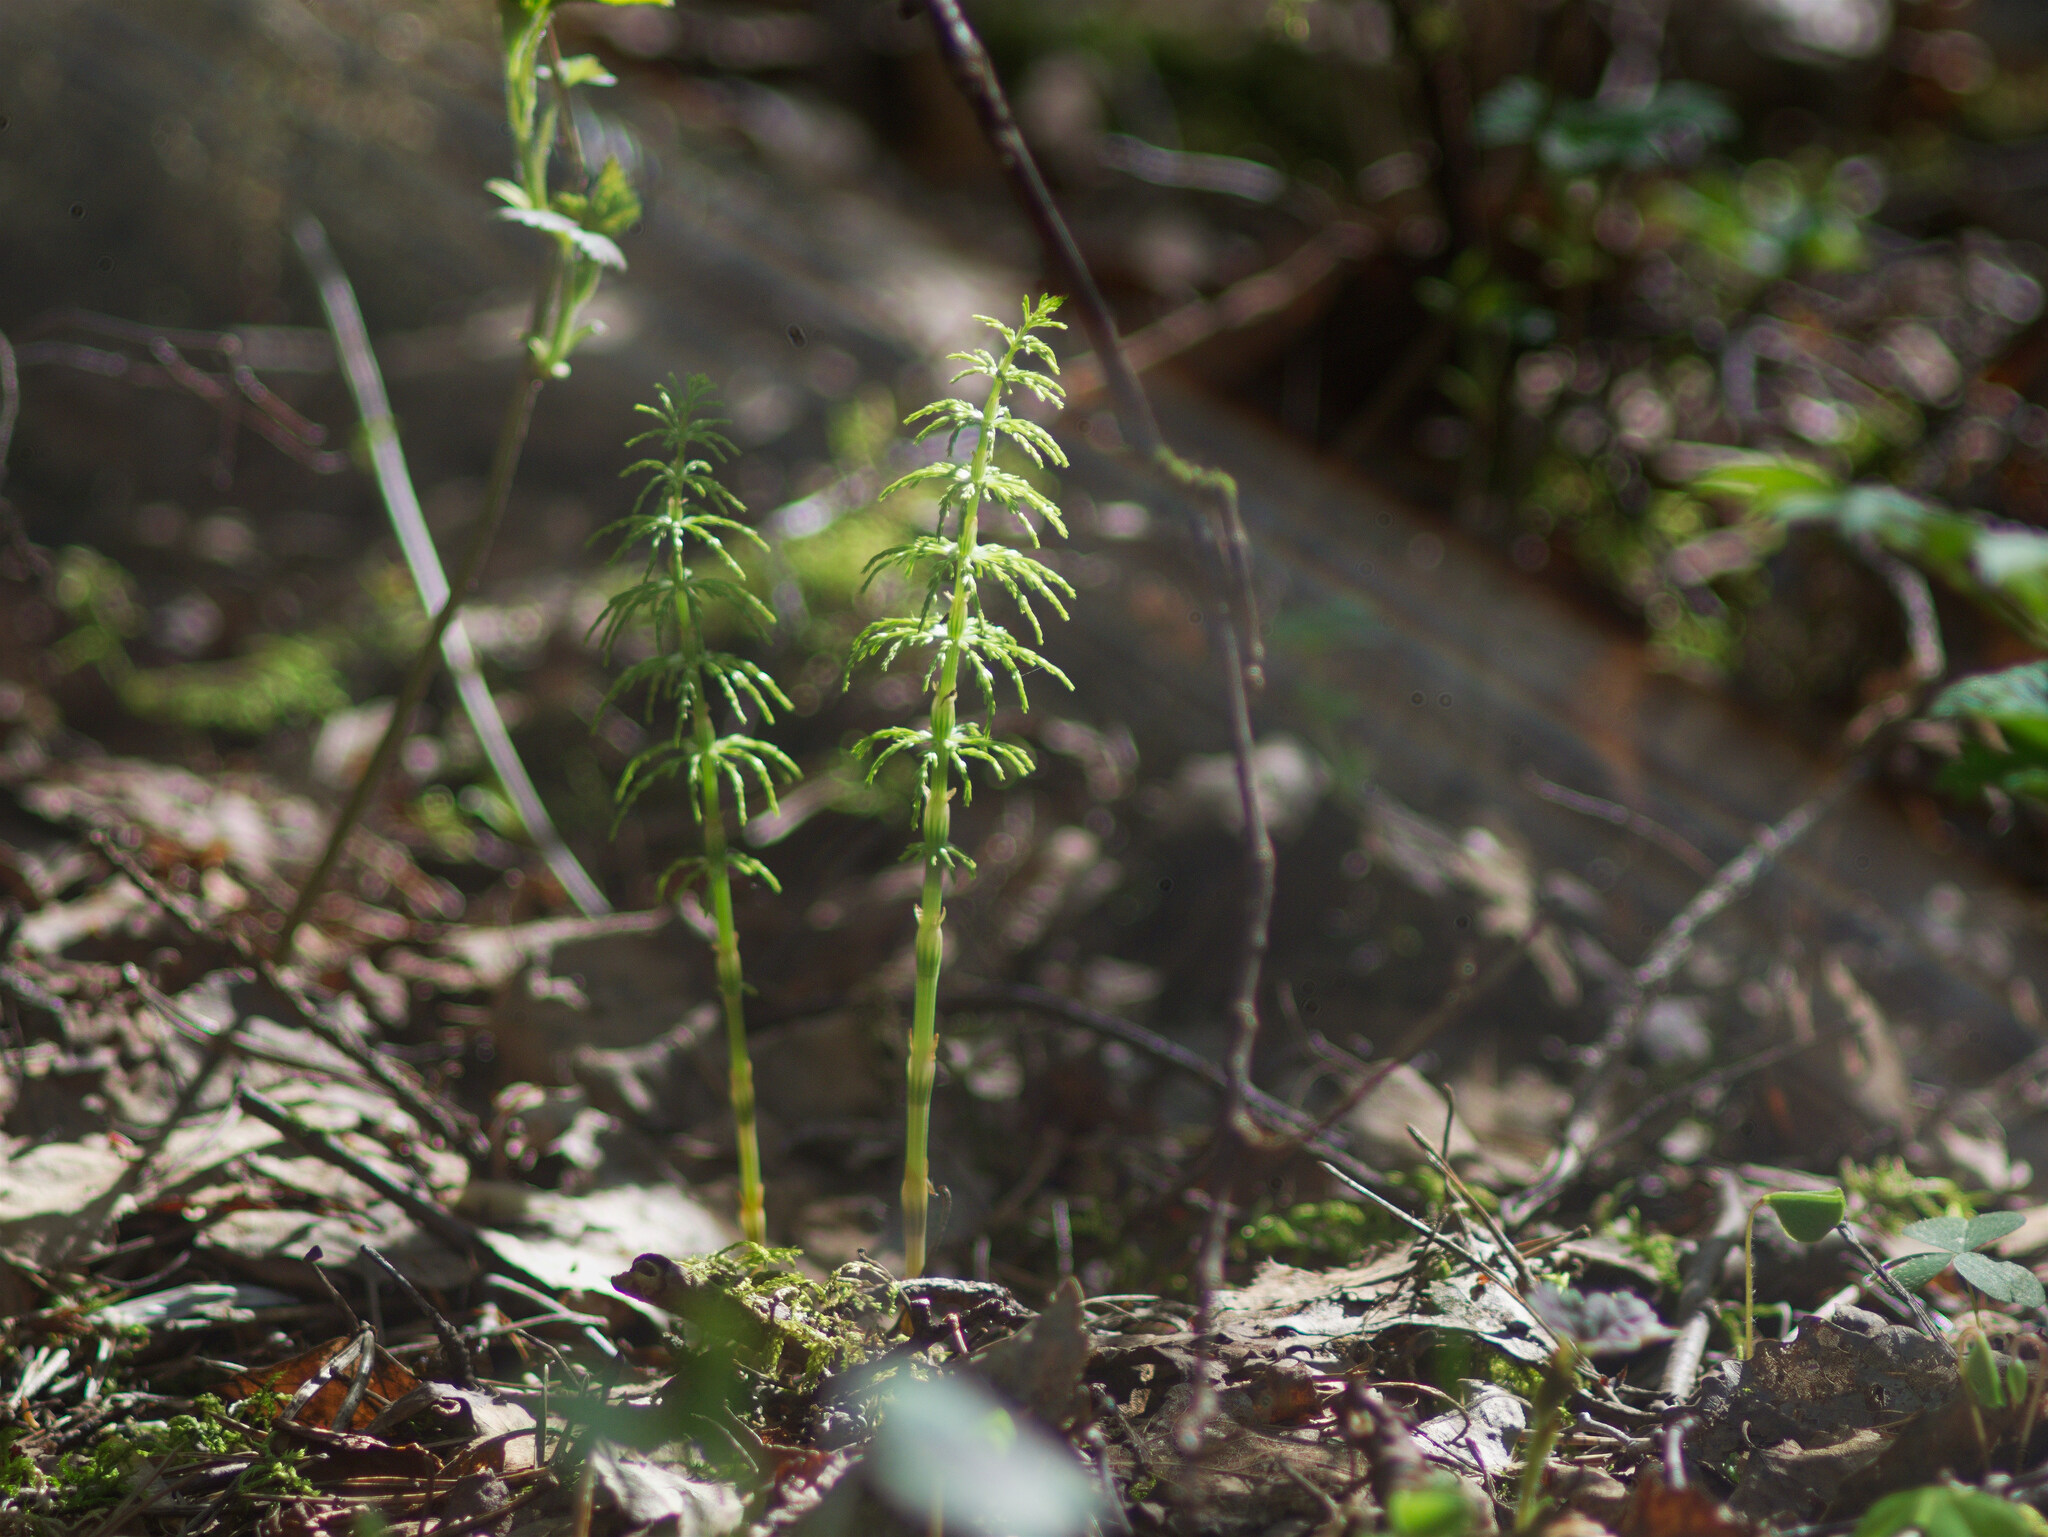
10;1;2048;1535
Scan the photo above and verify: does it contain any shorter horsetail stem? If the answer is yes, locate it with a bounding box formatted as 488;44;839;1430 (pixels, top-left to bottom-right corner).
591;377;797;1243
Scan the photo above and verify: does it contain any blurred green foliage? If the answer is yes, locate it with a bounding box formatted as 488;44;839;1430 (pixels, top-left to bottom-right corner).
1234;1198;1395;1267
50;548;352;735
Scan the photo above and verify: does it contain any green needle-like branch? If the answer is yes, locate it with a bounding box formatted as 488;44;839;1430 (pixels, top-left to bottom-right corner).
915;0;1278;1451
593;375;796;1244
851;296;1075;1276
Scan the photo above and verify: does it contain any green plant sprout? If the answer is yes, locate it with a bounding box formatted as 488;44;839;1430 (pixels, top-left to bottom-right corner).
1743;1185;1846;1360
1519;1286;1668;1531
1961;1330;2029;1412
1961;1327;2048;1477
592;376;797;1244
276;0;664;962
488;7;644;381
1385;1474;1474;1537
852;295;1077;1276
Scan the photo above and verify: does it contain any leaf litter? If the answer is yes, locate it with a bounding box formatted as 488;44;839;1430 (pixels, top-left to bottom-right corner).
10;675;2048;1537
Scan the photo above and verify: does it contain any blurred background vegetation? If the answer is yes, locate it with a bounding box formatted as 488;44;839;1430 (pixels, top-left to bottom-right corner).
13;0;2048;783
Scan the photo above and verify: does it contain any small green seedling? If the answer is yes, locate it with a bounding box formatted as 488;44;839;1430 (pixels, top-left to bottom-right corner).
1889;1213;2046;1314
1959;1330;2035;1471
1518;1286;1668;1531
1961;1331;2028;1411
1743;1186;1846;1360
1856;1483;2048;1537
1386;1475;1474;1537
1957;1326;2048;1477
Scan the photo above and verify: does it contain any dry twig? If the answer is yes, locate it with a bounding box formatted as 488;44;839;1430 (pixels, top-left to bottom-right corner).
1505;769;1858;1227
292;216;609;920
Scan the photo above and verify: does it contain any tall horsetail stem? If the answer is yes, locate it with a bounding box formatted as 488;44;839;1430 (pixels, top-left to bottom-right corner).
853;297;1077;1275
592;377;798;1243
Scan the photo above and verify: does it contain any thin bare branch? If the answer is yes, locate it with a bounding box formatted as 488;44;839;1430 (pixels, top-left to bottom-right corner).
1660;1170;1747;1403
1306;926;1536;1145
291;215;610;919
1523;769;1716;878
1845;539;1946;748
0;326;19;499
1060;222;1371;404
1505;768;1858;1228
95;829;489;1160
944;982;1391;1195
275;369;545;961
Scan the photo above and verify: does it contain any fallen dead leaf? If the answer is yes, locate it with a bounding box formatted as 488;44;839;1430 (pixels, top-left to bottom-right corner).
223;1334;421;1432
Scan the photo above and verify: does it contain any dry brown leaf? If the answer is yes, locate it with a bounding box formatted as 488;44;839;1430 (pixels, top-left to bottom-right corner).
1620;1469;1752;1537
222;1334;420;1432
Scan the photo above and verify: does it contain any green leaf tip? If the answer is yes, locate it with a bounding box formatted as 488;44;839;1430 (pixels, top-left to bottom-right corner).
1953;1250;2045;1308
1765;1187;1846;1244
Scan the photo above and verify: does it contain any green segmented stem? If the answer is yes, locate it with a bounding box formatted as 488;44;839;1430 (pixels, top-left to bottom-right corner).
594;376;794;1246
900;363;1005;1277
675;554;766;1244
854;297;1072;1276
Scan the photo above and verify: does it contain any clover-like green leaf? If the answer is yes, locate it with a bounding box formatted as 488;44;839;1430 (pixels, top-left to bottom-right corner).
1901;1212;2024;1253
1890;1251;1959;1293
1888;1211;2044;1307
1953;1251;2046;1308
1766;1187;1846;1245
1967;1211;2026;1246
